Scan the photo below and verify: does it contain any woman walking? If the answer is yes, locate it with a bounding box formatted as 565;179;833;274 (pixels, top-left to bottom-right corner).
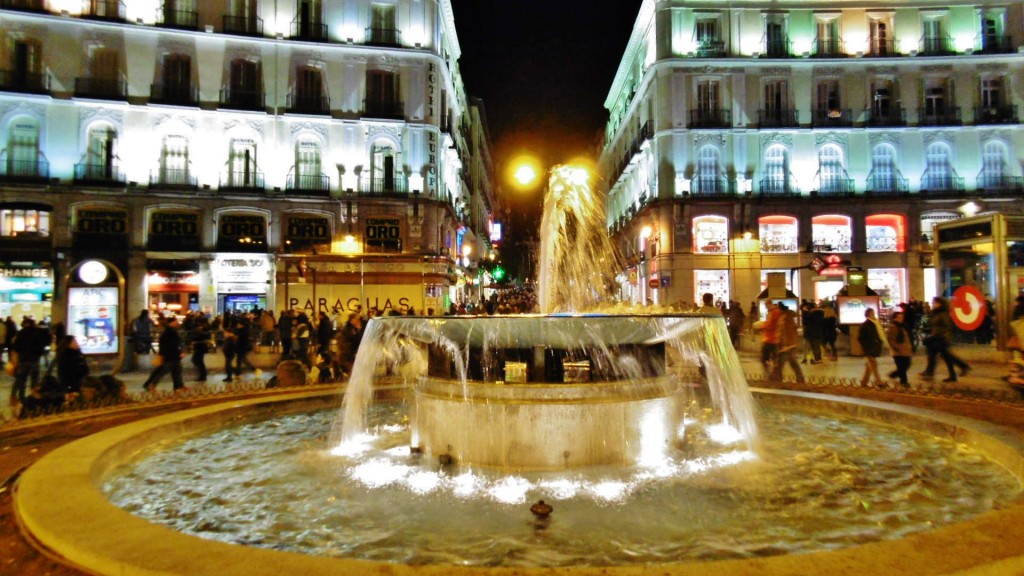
858;308;887;387
921;296;970;383
191;317;212;383
887;309;913;387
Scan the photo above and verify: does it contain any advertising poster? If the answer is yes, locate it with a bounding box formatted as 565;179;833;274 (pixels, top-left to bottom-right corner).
837;295;881;325
68;287;119;355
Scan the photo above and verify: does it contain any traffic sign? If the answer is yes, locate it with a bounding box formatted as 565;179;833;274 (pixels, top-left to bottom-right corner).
648;278;659;289
950;285;987;331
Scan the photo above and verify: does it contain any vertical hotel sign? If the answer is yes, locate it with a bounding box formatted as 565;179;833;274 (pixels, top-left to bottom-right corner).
426;62;438;197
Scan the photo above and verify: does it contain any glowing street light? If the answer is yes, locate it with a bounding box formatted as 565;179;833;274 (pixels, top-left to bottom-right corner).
514;165;537;186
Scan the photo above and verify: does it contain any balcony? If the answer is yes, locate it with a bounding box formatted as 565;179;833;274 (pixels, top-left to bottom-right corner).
291;18;328;42
157;6;198;30
150;83;198;106
74;162;124;185
919;173;965;196
365;26;401;47
919;35;956;55
0;70;49;95
82;0;125;21
757;108;798;128
219;170;265;192
866;38;899;57
760;36;792;58
976;174;1024;194
150;168;197;189
811;38;846;57
688;108;731;129
689;175;736;198
219;88;265;111
974;105;1018;125
815;177;855;197
359;175;409;196
918;106;961;126
363;99;404;120
976;34;1014;54
74;77;127;100
695;39;726;57
223;15;263;36
0;0;46;12
0;158;49;182
758;178;799;197
287;173;330;195
865;172;909;195
865;107;906;127
286;93;330;115
812;108;853;128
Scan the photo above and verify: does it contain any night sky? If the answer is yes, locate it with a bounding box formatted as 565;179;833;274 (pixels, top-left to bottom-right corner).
449;1;643;278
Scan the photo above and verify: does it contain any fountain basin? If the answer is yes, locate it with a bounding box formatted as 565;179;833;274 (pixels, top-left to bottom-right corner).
14;388;1024;576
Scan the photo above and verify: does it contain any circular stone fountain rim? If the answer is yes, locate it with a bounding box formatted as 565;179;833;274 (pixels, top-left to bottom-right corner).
15;388;1024;576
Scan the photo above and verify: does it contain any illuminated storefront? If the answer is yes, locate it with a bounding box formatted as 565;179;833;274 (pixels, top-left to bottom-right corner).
214;254;271;312
0;262;53;322
694;269;729;305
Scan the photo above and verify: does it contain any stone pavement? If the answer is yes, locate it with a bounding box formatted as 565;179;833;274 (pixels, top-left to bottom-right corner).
2;336;1022;424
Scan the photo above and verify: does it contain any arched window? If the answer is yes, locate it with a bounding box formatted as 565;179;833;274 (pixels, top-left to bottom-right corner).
291;137;325;192
817;144;848;193
922;142;955;191
811;215;851;252
158;134;191;185
693;145;722;195
978;141;1009;190
226;138;260;188
82;123;118;180
369;141;404;193
762;144;791;194
692;215;729;254
6;116;41;177
867;143;903;193
865;214;906;252
759;215;798;253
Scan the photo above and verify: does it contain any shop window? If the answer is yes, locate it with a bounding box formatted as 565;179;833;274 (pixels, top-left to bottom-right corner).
693;215;729;254
759;215;798;253
865;214;906;253
0;208;49;237
868;268;907;308
811;214;852;253
694;269;729;307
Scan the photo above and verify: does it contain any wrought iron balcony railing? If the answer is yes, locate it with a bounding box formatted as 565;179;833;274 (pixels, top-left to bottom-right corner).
867;38;899;57
815;177;855;196
150;83;198;106
865;107;906;127
1;158;49;181
758;108;798;128
219;88;265;111
0;70;49;94
74;162;124;184
365;26;401;46
811;37;846;57
917;106;961;126
222;15;263;36
688;108;731;128
82;0;125;21
919;35;956;55
919;173;965;195
359;175;409;196
865;172;909;195
363;99;404;120
74;77;127;100
690;175;737;197
759;178;799;196
974;105;1018;125
150;167;197;188
219;170;265;191
286;93;330;115
287;173;330;195
695;39;726;57
157;6;198;30
975;34;1014;54
291;18;328;41
760;36;792;58
812;108;853;127
976;174;1023;193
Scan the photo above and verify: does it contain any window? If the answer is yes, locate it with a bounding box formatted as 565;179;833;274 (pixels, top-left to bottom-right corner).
816;80;840;115
89;47;120;81
695;16;723;56
158;53;193;102
159;135;190;185
759;215;798;253
694;270;730;307
369;3;399;45
696;80;720;112
291;65;326;112
693;215;729;254
763;14;788;56
865;214;906;253
979;11;1008;52
227;138;258;187
8;39;45;92
867;268;906;308
923;142;953;190
981;77;1004;109
84;124;117;179
294;138;323;189
867;143;903;192
0;208;49;237
365;70;401;118
225;0;260;34
762;144;790;193
868;15;894;55
978;141;1009;189
814;16;841;55
693;145;722;194
369;142;402;193
761;80;791;125
921;16;950;54
295;0;324;39
6;117;41;176
812;215;852;253
817;144;847;193
869;78;900;125
226;58;262;108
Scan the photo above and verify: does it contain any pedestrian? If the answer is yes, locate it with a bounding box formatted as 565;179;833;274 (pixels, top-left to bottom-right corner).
278;310;294;359
131;309;155;354
142;316;186;393
190;317;212;382
858;307;887;387
234;317;255;373
221;327;238;382
758;301;781;373
803;301;825;364
8;317;52;409
697;292;722;315
920;296;971;383
55;335;89;397
771;303;805;383
295;314;312;368
821;303;839;359
316;310;334;356
887;309;913;387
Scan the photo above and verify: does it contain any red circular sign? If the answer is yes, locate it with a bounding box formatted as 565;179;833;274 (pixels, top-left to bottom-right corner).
648;278;660;289
950;285;987;331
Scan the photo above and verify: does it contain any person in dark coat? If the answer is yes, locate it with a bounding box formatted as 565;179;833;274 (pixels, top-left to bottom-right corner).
221;328;238;382
277;310;294;359
316;311;334;356
802;302;825;364
55;335;89;396
234;317;254;374
143;316;185;393
190;318;212;382
9;317;52;407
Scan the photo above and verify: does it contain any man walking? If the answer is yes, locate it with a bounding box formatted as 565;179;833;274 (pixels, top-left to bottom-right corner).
9;318;52;409
143;316;185;393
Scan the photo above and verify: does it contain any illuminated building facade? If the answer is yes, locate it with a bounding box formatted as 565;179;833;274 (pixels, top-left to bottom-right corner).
600;0;1024;316
0;0;495;324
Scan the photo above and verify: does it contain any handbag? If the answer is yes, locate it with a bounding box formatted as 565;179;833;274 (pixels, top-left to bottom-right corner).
152;354;165;367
